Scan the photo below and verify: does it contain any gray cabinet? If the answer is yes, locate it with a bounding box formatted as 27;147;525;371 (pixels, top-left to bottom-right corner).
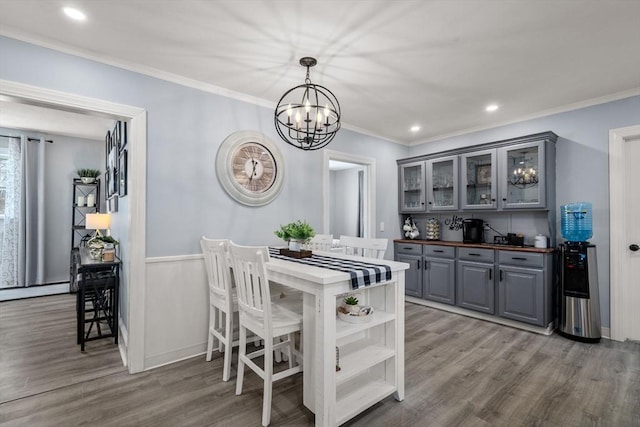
395;241;554;329
460;149;497;209
498;250;550;326
426;156;458;211
394;243;423;297
456;248;495;314
399;161;426;212
498;140;549;210
397;253;422;298
423;245;456;305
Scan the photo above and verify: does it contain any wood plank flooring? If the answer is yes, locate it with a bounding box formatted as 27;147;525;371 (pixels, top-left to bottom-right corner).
1;295;639;426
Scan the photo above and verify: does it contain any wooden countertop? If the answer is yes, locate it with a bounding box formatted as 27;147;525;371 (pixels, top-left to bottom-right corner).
394;239;555;253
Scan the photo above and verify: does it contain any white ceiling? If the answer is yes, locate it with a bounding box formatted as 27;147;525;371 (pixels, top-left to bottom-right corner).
0;0;639;144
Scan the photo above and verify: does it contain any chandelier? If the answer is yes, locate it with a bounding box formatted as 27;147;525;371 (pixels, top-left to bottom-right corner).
510;165;538;186
274;57;341;150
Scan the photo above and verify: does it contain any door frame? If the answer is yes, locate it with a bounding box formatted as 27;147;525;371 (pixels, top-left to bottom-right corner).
609;124;640;342
323;150;376;239
0;79;147;372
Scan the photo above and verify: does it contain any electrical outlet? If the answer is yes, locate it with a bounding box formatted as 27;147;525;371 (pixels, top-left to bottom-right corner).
379;222;385;232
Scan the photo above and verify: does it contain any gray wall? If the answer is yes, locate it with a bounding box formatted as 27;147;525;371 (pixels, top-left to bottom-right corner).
407;95;640;328
0;128;104;284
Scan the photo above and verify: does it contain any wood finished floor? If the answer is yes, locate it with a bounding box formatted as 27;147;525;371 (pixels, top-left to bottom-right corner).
1;294;639;426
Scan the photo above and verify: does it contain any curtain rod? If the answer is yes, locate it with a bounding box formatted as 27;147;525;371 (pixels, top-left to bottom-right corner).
0;135;54;143
28;137;54;143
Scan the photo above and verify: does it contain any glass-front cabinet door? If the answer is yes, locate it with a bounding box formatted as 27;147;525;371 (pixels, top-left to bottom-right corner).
399;161;426;212
499;141;545;209
427;155;458;211
461;149;497;209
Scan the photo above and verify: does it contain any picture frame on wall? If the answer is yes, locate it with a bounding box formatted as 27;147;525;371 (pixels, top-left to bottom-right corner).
119;121;127;152
112;121;121;152
105;130;112;173
476;164;492;185
119;149;127;197
108;195;118;213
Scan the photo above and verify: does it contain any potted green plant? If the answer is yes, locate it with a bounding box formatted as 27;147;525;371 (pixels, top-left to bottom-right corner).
77;168;101;184
343;295;359;313
274;220;315;251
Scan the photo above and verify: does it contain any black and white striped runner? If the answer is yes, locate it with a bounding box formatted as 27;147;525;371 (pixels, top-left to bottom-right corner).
268;248;392;290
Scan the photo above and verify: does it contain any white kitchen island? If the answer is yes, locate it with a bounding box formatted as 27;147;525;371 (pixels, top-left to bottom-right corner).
266;250;409;427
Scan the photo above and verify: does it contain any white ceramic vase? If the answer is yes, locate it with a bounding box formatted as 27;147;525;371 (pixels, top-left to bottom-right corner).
288;239;302;251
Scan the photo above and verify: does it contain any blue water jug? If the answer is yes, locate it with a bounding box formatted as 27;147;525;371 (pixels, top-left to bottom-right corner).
561;202;593;242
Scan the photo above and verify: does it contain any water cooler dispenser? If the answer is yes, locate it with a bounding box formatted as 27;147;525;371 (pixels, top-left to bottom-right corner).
558;202;601;342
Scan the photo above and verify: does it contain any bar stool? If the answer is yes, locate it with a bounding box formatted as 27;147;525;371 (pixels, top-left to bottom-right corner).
229;242;302;426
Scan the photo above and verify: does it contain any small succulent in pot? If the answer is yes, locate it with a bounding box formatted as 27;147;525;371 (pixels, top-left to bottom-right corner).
343;295;360;314
343;296;359;306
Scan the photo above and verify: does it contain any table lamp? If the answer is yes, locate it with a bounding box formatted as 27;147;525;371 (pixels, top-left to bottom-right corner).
85;213;111;259
85;212;111;239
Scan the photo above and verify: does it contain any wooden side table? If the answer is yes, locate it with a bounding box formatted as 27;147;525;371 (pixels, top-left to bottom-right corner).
72;248;121;351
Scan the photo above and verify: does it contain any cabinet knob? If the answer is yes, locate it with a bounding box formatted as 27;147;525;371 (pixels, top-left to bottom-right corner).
630;244;639;252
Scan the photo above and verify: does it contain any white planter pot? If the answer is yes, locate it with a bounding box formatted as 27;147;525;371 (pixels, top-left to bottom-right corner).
288;240;302;251
344;304;360;314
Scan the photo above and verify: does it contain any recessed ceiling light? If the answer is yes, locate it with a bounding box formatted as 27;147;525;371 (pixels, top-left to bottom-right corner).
410;125;421;132
63;7;86;21
485;104;499;112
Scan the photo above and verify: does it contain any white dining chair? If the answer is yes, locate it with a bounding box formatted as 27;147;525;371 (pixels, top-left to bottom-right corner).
200;237;239;382
339;235;388;259
200;237;262;382
304;233;333;251
229;242;302;427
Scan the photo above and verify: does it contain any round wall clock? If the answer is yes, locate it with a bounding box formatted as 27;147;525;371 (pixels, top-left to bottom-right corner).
216;131;284;206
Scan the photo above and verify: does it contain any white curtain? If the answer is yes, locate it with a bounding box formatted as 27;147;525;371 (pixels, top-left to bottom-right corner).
0;136;46;288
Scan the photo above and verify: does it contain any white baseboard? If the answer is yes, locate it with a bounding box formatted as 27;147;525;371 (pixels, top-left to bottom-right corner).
144;342;207;371
0;283;70;301
119;318;129;367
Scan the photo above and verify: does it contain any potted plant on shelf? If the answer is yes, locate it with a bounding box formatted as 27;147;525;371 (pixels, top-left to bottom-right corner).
342;295;360;314
77;168;101;184
274;220;315;251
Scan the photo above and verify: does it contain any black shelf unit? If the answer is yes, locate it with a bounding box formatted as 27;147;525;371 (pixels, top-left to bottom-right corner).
71;179;101;251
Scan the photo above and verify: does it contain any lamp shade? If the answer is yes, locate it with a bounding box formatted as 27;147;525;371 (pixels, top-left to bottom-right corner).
85;213;111;230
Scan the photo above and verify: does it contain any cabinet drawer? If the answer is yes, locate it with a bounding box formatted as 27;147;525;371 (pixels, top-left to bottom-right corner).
498;251;544;268
395;243;423;255
458;247;494;262
424;245;455;258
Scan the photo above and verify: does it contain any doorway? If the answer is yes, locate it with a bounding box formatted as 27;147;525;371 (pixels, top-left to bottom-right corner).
609;124;640;342
0;79;147;372
323;150;376;239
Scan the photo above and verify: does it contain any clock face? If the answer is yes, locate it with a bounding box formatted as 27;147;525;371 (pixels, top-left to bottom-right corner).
216;131;284;206
231;142;277;194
